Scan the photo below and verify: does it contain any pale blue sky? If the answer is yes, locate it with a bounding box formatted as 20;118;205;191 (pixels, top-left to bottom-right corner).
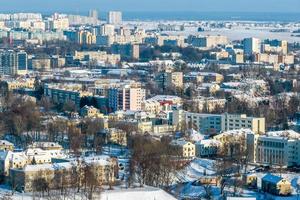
1;0;300;13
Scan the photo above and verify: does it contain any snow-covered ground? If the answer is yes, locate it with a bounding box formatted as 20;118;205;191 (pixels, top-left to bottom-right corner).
175;158;216;182
0;186;176;200
124;20;300;42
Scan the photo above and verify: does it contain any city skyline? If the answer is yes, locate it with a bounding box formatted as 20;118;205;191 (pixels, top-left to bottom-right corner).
0;0;300;13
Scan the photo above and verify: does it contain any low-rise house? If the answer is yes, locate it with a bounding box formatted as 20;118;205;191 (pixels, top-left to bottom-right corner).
0;151;28;176
170;139;195;158
243;173;257;188
198;176;220;186
80;105;104;118
0;140;14;151
101;128;127;146
261;174;292;196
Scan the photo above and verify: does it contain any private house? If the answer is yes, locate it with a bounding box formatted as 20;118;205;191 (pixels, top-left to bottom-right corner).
261;174;292;196
0;140;14;151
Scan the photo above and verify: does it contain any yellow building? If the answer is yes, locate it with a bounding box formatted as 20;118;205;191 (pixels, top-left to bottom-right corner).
106;128;127;146
224;113;265;134
10;156;117;192
165;72;184;89
261;174;292;196
74;51;120;65
170;139;195;158
1;78;35;91
0;140;14;151
80;105;104;118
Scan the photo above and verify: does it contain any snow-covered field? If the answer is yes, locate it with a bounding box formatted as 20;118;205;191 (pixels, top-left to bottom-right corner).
0;186;176;200
124;20;300;42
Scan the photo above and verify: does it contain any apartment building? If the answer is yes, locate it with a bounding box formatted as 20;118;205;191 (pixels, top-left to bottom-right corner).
188;35;228;49
0;50;28;75
170;139;195;158
108;11;122;25
243;37;261;55
247;130;300;167
174;111;265;134
224;113;265;134
44;83;92;108
108;85;146;112
0;145;65;176
10;155;117;192
74;51;120;65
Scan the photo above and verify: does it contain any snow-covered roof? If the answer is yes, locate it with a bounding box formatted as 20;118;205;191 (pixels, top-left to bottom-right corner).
220;129;254;137
170;139;192;146
188;129;206;142
197;139;221;147
265;130;300;140
22;155;112;172
0;140;14;146
262;174;283;184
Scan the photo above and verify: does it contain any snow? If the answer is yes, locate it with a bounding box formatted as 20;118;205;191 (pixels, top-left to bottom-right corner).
100;186;176;200
262;174;283;184
0;186;176;200
176;158;216;182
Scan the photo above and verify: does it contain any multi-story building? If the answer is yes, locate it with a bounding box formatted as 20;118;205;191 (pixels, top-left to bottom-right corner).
10;155;117;192
89;9;99;20
165;72;183;89
74;51;120;65
223;113;265;134
247;130;300;167
108;85;146;112
143;95;182;114
174;112;265;134
262;39;288;55
100;24;115;36
193;97;226;112
0;78;35;91
44;83;92;108
0;145;65;176
0;50;28;75
76;30;96;45
111;43;140;60
184;112;224;134
243;37;261;55
104;128;127;146
108;11;122;25
170;139;195;158
188;35;228;49
195;139;220;157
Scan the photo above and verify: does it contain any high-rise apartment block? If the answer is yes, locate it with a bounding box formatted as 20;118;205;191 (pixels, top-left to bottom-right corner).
0;50;28;75
108;86;146;112
243;37;261;55
107;11;122;25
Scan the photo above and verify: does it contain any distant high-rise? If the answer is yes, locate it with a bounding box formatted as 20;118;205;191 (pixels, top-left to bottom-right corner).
107;11;122;25
89;9;98;20
0;50;27;75
243;37;261;55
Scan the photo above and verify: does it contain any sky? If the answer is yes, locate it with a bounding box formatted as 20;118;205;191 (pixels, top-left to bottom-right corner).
0;0;300;13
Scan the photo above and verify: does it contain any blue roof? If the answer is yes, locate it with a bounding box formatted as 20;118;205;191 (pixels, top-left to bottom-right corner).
262;174;282;184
